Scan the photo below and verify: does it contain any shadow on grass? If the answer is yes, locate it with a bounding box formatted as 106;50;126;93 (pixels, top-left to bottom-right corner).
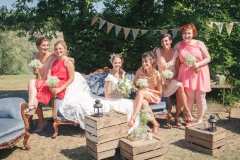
0;146;28;159
214;117;240;134
0;90;28;101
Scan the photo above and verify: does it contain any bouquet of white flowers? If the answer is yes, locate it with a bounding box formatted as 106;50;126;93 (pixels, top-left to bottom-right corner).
116;77;136;98
46;76;60;98
136;79;148;88
28;59;43;79
162;70;174;89
185;54;200;73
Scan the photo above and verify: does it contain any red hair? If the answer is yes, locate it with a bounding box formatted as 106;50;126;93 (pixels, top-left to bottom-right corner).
179;24;198;38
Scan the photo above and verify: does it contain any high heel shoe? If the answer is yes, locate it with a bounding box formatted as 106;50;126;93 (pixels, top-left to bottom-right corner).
175;117;182;127
128;118;135;127
24;105;36;115
34;121;47;133
184;112;194;125
152;123;160;135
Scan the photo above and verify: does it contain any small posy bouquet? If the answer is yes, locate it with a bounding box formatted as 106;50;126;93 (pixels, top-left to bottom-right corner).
46;76;60;98
28;59;43;79
136;79;148;88
116;77;136;98
162;70;174;89
185;54;200;73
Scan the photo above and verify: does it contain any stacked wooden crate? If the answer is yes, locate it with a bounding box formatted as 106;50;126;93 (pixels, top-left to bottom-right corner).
119;136;164;160
85;111;128;160
185;123;226;156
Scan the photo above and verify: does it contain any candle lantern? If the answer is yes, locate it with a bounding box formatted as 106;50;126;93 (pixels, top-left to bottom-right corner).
93;99;103;117
214;73;220;85
208;115;217;132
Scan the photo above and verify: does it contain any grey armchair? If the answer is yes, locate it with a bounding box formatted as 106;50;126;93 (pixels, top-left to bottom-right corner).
0;97;30;149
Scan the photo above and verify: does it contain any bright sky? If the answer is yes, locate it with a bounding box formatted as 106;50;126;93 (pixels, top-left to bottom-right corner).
0;0;104;12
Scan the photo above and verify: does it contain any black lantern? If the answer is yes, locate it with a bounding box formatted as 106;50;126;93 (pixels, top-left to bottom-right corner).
214;73;220;85
208;115;217;132
93;99;103;117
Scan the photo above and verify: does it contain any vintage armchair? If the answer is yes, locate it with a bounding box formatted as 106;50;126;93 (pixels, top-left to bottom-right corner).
0;97;30;149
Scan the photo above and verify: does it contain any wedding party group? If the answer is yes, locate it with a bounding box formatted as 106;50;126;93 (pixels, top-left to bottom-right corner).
24;23;211;136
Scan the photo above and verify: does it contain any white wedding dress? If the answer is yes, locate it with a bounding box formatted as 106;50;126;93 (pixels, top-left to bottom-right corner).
59;72;139;133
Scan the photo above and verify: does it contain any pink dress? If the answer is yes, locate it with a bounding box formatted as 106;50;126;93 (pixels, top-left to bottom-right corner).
155;48;182;97
36;58;69;104
178;41;211;92
137;67;161;104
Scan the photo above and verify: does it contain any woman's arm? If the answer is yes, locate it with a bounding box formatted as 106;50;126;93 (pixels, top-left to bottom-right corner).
174;56;180;78
55;59;75;94
104;81;118;98
194;41;211;69
173;42;180;50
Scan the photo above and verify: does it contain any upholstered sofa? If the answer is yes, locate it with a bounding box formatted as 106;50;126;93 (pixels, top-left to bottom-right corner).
0;97;30;149
51;68;172;138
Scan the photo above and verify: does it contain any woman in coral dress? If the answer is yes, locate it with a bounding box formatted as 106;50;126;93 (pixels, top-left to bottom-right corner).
174;24;211;123
154;33;193;127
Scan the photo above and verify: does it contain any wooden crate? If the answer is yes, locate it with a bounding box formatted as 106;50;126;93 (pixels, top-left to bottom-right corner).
119;136;164;160
85;111;128;144
185;123;226;156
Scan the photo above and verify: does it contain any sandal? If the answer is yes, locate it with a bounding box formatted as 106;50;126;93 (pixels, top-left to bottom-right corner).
34;121;47;133
24;105;36;115
152;123;160;135
175;117;182;127
184;112;194;124
128;118;135;127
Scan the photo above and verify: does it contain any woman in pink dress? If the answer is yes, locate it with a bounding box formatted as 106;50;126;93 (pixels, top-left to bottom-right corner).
25;40;75;126
174;24;211;123
128;52;161;135
154;33;194;127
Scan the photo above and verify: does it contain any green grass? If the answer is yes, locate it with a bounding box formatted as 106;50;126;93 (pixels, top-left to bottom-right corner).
0;75;35;90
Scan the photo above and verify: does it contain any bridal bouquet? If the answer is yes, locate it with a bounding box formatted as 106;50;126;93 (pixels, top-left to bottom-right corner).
136;79;148;88
28;59;43;79
162;70;174;89
116;77;136;98
185;54;200;73
46;76;60;98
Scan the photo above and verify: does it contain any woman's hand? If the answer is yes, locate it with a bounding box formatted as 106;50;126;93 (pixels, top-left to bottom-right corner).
164;79;171;85
50;88;62;94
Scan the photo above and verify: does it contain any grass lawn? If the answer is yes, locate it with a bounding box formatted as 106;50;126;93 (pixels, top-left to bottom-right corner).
0;75;240;160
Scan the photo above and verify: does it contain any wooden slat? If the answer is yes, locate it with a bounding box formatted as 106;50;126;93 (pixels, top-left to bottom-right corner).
86;139;119;153
87;147;116;160
120;148;164;160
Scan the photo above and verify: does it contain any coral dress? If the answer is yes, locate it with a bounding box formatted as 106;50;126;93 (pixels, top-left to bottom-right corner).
155;48;182;97
137;67;161;104
36;58;68;104
178;41;211;92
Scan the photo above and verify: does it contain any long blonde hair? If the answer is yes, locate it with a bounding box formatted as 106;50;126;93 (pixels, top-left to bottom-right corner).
54;40;68;55
110;53;125;79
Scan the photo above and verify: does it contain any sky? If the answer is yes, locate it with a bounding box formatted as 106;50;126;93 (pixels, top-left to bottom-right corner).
0;0;104;12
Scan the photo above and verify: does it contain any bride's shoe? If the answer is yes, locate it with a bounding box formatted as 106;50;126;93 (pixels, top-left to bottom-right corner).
128;118;135;127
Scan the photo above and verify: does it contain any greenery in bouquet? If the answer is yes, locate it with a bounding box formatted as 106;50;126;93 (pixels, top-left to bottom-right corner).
136;78;148;88
185;54;200;73
162;70;174;89
28;59;43;79
46;76;60;98
116;77;136;98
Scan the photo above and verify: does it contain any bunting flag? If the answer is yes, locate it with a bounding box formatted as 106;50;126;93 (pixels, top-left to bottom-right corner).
115;25;122;36
132;29;139;40
91;16;99;26
206;22;213;28
225;22;234;36
107;22;114;34
123;27;131;39
160;29;168;35
140;30;149;36
214;22;223;34
99;19;106;30
171;28;178;39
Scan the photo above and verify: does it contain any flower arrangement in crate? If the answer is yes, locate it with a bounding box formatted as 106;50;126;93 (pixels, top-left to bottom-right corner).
46;76;60;99
116;77;136;98
185;54;200;73
161;69;174;89
129;109;153;141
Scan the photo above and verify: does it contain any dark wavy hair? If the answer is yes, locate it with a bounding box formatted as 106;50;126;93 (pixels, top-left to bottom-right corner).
36;37;50;47
160;33;172;41
142;51;157;68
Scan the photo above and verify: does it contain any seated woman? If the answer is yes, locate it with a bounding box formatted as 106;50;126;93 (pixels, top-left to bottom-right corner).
154;33;194;126
25;40;75;124
128;52;161;135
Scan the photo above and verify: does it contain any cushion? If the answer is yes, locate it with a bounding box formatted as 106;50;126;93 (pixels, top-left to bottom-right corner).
0;118;24;138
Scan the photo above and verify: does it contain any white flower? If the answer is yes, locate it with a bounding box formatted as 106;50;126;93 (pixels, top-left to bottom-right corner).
136;79;148;88
116;77;136;98
28;59;42;69
46;76;60;88
185;54;196;66
162;70;174;80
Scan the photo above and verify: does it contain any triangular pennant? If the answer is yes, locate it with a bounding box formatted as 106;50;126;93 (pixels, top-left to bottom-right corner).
214;22;223;34
99;19;106;30
123;28;131;39
91;16;99;26
132;29;139;40
140;30;149;36
206;22;213;28
115;25;122;36
107;22;114;34
160;29;168;35
171;28;178;39
225;22;234;36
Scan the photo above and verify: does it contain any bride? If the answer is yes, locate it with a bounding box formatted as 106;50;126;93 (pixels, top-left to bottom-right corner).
59;54;139;133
